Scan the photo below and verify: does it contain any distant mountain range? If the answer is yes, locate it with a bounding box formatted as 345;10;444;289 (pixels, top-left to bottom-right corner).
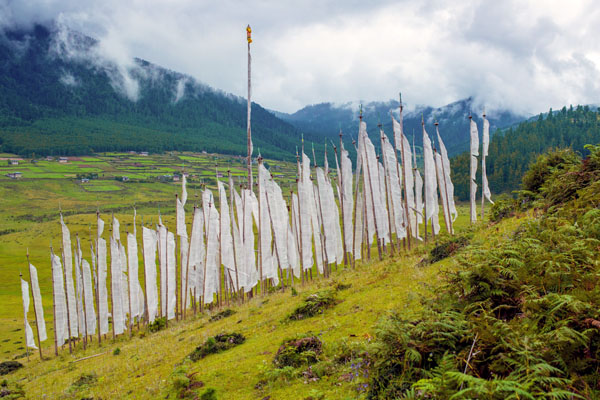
274;98;529;158
0;22;534;162
0;24;315;160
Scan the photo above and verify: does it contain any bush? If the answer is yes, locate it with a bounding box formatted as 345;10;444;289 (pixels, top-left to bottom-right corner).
287;291;338;321
170;364;204;399
70;372;98;389
273;336;322;368
0;361;22;376
426;235;469;264
200;388;217;400
188;333;245;362
148;317;166;333
488;194;517;222
208;309;236;322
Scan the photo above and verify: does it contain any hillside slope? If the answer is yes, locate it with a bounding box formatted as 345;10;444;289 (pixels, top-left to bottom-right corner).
0;24;315;160
3;204;503;400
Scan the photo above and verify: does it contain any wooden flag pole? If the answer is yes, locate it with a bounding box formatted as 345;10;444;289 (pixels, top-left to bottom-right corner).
379;127;395;256
50;247;59;356
60;246;73;353
396;95;412;250
95;211;102;344
76;236;88;349
26;252;44;360
481;111;487;222
246;24;253;190
165;227;170;328
435;123;453;235
469;114;475;225
19;271;30;362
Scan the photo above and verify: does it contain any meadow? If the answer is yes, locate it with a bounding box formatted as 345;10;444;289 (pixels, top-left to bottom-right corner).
0;150;486;399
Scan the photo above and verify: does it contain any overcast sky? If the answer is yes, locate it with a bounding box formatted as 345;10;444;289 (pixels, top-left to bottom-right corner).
2;0;600;114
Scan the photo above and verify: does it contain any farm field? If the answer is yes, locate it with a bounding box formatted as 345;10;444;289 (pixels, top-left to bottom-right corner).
0;151;300;356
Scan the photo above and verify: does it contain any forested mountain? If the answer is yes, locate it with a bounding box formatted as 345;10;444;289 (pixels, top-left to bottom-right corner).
275;98;527;158
0;24;316;159
451;104;600;199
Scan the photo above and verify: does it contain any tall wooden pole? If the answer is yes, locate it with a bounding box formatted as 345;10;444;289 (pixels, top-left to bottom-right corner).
421;119;428;243
469;114;475;225
334;134;349;267
246;25;253;190
50;247;59;356
95;211;102;344
140;218;150;325
60;247;73;353
481;111;487;221
434;123;452;235
396;96;412;250
26;252;43;359
379;126;395;255
19;272;30;362
76;236;88;349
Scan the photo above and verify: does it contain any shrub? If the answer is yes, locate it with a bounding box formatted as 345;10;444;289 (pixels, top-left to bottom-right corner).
70;372;98;389
148;317;166;333
0;361;22;376
188;333;245;362
426;235;469;264
208;309;236;322
287;291;338;321
488;194;517;222
273;336;322;368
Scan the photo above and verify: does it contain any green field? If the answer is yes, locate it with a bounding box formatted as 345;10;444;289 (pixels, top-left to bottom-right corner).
0;151;485;399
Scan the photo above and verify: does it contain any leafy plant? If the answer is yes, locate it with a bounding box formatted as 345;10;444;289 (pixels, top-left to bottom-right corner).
188;333;245;362
286;291;338;321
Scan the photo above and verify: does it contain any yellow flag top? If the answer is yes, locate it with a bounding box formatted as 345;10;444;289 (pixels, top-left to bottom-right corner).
247;25;252;43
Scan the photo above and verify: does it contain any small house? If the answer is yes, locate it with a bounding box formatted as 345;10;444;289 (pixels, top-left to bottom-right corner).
6;172;22;179
122;176;130;182
81;178;90;183
140;152;149;156
59;157;68;163
9;159;19;165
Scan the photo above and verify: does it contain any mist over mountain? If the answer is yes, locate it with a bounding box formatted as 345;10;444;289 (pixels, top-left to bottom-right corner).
274;98;529;158
0;23;315;159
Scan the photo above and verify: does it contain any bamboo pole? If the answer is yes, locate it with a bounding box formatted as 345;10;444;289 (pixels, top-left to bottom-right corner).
60;247;73;353
333;135;349;266
95;211;102;344
481;112;487;222
140;218;150;325
26;252;44;359
19;271;30;361
395;97;412;250
361;127;383;261
50;247;59;356
108;238;117;341
228;172;241;296
435;123;453;235
379;127;395;256
165;227;170;328
469;114;475;225
246;25;253;190
257;157;264;295
76;236;88;349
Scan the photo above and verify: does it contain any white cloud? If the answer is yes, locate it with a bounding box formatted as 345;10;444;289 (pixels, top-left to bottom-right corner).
2;0;600;114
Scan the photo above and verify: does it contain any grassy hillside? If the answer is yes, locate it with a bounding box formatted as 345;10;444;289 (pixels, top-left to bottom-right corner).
2;203;485;399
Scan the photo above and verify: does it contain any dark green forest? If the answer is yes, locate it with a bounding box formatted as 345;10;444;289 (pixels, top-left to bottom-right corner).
0;25;318;160
451;105;600;200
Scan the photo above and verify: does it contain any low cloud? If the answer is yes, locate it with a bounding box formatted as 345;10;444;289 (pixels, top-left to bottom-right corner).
2;0;599;114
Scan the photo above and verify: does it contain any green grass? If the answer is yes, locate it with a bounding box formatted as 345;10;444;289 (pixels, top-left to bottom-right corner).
0;150;499;398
